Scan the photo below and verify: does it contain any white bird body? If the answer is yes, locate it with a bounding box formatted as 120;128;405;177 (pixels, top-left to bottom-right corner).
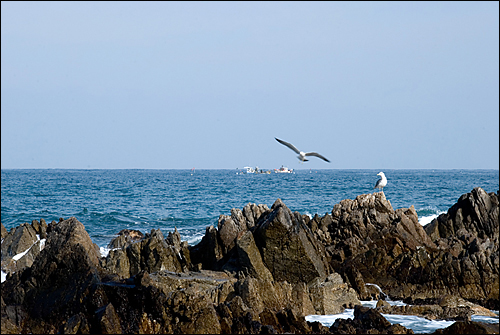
373;172;387;192
275;138;330;163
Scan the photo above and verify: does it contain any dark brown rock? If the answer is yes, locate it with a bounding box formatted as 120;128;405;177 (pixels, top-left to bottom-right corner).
96;303;122;334
2;187;497;334
377;304;473;321
330;305;414;334
1;222;43;276
168;290;222;334
242;203;270;229
107;228;144;249
141;229;183;274
235;230;274;282
308;273;360;315
316;188;499;309
431;320;499;334
1;222;39;259
254;198;329;284
103;228;185;278
189;225;223;270
103;248;131;278
2;217;102;333
426;187;498;241
422;188;499;306
276;307;311;334
259;307;282;333
62;313;89;334
1;222;7;239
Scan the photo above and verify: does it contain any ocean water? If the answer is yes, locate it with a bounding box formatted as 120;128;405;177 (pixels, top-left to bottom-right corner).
2;169;498;249
1;169;499;332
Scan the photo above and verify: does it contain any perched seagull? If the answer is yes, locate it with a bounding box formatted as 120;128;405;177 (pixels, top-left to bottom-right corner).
275;138;330;163
373;172;387;192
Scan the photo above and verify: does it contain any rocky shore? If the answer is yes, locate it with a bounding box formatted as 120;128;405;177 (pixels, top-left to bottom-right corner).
1;187;498;334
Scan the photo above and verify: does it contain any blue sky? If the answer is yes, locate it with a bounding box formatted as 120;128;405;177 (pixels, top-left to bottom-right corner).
1;1;498;169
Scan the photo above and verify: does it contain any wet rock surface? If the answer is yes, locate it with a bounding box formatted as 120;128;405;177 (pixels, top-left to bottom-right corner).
330;305;415;334
308;188;499;311
1;188;498;334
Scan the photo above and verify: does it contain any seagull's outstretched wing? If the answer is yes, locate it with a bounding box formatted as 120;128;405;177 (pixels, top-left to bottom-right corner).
275;138;301;154
305;152;330;162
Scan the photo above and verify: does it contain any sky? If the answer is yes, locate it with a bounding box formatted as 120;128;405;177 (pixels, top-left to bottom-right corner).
1;1;499;170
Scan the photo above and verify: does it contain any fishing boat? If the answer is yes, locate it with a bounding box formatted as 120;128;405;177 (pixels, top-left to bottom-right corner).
274;166;294;173
239;167;271;174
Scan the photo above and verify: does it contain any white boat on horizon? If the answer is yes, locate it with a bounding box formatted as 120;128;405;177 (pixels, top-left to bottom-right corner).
238;166;271;174
274;166;294;174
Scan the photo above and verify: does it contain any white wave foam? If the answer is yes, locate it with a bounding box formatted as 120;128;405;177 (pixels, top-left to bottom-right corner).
418;212;445;226
186;234;204;246
306;301;498;333
1;271;6;283
99;247;116;258
306;307;455;333
471;314;500;323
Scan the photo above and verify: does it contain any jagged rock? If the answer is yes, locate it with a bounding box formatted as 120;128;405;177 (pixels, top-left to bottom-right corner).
276;308;311;334
1;222;39;259
431;320;500;334
96;303;122;334
292;282;316;316
376;299;391;308
107;228;144;249
2;187;498;334
166;227;182;252
149;269;237;305
242;203;270;229
167;290;222;334
228;295;251;319
216;303;233;334
103;228;185;278
141;229;183;273
235;230;274;282
421;188;499;307
62;313;90;334
30;219;47;239
377;304;473;321
1;232;43;277
1;217;102;333
331;305;414;334
1;222;8;239
308;320;331;334
308;273;360;315
259;307;282;333
345;266;371;300
218;216;241;255
103;248;131;278
254;199;329;284
216;208;252;257
319;189;498;309
426;187;498;241
328;193;435;265
234;275;289;317
189;225;223;270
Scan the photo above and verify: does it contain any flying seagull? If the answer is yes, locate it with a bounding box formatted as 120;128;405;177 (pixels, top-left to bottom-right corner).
373;172;387;192
275;138;330;163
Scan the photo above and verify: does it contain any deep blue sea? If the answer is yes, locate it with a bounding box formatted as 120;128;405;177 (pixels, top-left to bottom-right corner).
2;169;498;249
1;169;499;332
